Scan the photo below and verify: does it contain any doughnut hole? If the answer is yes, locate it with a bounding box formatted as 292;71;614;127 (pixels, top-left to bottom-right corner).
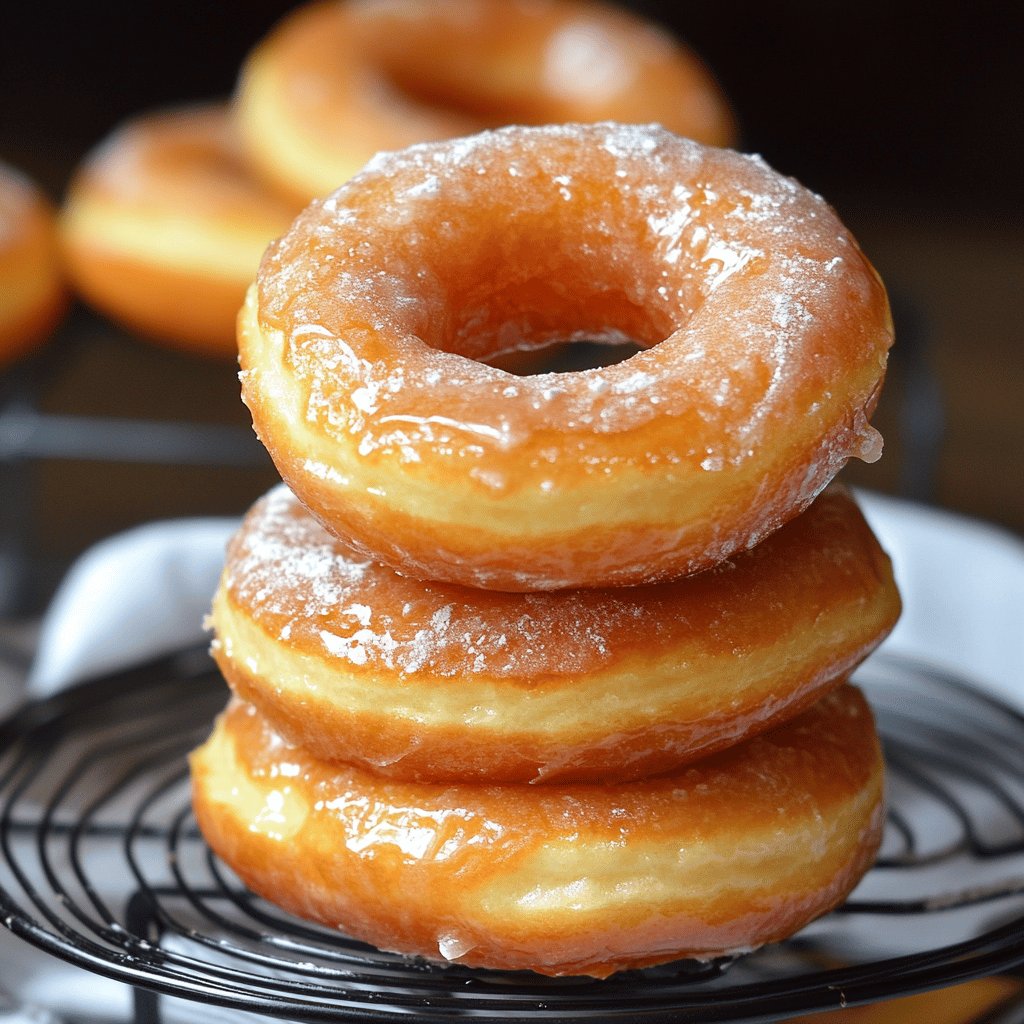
435;207;680;364
333;146;756;375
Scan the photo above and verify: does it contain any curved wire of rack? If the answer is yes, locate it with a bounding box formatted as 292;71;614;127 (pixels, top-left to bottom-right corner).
0;648;1023;1023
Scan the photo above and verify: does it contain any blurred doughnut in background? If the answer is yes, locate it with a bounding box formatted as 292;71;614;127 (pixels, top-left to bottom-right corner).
234;0;736;204
60;104;300;358
0;162;66;369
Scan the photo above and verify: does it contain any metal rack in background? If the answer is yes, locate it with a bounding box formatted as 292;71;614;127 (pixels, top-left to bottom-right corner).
0;650;1022;1024
0;316;271;616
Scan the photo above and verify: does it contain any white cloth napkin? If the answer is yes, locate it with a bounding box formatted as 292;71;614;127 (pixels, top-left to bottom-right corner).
857;490;1024;707
0;491;1021;1022
28;517;238;696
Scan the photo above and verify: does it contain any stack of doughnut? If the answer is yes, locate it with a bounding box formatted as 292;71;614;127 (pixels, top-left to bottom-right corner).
191;121;900;979
56;0;734;358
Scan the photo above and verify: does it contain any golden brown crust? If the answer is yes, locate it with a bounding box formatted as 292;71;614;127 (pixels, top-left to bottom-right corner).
209;484;900;783
59;103;297;357
190;685;885;978
241;123;893;590
0;162;66;366
235;0;735;204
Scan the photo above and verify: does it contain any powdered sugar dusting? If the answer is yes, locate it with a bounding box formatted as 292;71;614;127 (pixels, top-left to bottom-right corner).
226;485;372;621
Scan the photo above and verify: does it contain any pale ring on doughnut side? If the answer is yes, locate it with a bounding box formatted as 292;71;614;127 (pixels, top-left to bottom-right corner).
190;685;885;978
240;122;894;590
235;0;736;205
209;483;900;784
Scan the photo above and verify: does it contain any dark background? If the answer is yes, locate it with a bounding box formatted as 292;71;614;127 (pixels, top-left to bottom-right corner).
1;1;1022;607
5;2;1020;215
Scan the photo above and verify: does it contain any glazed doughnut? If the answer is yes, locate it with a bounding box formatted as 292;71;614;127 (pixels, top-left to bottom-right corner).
240;122;893;590
0;162;66;368
234;0;735;205
60;104;298;358
209;483;899;784
190;685;885;978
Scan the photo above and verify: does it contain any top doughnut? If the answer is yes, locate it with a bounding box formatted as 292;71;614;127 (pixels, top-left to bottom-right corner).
240;122;893;591
235;0;735;204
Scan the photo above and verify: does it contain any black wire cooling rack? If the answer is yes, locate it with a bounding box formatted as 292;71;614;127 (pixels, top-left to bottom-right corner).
0;648;1022;1024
